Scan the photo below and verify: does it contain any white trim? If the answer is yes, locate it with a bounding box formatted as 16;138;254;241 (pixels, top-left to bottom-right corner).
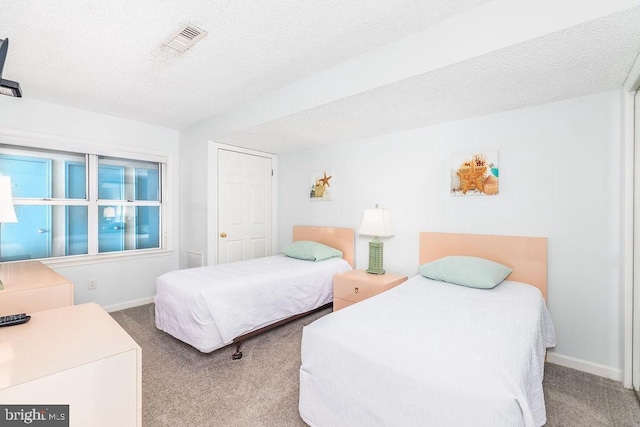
207;143;216;266
272;155;279;257
88;153;99;256
213;141;275;157
547;352;622;382
103;296;155;313
623;52;640;390
623;89;635;389
0;126;169;163
161;161;170;252
624;53;640;92
206;142;277;266
41;249;174;268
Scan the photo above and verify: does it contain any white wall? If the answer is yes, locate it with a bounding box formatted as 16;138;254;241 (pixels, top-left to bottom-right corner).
176;128;209;269
0;96;180;311
177;1;637;274
278;91;624;375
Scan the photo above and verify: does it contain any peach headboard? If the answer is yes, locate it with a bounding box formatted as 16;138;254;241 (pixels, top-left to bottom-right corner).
419;232;548;300
293;226;355;268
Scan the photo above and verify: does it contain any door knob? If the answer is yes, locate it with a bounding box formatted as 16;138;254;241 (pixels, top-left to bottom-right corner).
37;228;49;233
220;232;227;238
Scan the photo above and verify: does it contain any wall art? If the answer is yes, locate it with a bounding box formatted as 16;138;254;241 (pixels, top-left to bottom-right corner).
309;170;334;201
451;152;499;196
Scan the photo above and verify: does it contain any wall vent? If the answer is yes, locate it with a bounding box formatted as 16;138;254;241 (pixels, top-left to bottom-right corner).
163;23;207;53
187;251;203;268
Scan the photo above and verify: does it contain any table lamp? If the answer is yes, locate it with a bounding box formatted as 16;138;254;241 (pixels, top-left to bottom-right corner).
0;176;18;289
359;205;394;275
103;207;116;220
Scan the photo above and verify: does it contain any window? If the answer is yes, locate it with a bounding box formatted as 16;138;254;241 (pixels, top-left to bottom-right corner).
0;144;166;261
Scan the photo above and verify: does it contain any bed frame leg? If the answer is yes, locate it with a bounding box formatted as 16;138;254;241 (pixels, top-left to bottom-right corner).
227;302;331;361
231;342;243;360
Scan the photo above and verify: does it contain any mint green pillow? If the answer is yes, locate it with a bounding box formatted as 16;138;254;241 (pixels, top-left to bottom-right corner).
281;241;343;262
419;256;512;289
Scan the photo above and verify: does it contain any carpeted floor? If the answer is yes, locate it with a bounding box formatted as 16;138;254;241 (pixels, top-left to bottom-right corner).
544;363;640;426
111;304;640;426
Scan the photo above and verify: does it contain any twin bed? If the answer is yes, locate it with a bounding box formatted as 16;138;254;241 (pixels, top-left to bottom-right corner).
299;232;556;427
154;228;555;426
154;226;354;357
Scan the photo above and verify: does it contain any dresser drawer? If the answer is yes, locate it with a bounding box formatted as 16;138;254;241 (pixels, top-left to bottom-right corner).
333;277;386;303
332;270;408;311
0;261;74;316
0;283;73;315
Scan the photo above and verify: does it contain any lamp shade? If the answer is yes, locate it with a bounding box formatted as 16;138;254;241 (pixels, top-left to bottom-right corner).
103;207;116;219
0;176;17;223
359;207;393;237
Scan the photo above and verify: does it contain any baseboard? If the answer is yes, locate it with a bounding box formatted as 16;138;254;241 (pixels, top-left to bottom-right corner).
547;351;622;382
103;296;154;313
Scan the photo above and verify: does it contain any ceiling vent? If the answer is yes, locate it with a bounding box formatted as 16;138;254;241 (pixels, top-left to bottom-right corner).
163;23;207;53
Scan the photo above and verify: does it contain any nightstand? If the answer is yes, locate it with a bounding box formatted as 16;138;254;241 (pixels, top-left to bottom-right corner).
333;269;408;311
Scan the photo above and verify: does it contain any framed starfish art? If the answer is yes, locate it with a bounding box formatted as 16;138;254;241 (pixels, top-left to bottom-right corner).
309;170;334;201
451;152;499;197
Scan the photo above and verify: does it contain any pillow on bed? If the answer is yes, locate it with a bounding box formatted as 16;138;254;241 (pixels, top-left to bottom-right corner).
281;241;343;262
418;256;512;289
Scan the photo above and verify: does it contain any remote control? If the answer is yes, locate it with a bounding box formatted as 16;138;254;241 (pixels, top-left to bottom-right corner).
0;313;31;327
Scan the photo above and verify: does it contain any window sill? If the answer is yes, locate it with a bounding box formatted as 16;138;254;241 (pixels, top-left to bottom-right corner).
36;249;175;268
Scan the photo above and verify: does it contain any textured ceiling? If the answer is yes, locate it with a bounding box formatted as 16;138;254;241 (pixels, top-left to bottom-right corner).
219;7;640;153
2;2;639;154
1;0;490;129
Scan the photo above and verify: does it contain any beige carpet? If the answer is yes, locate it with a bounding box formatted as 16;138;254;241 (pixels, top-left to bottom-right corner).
111;304;640;427
544;363;640;426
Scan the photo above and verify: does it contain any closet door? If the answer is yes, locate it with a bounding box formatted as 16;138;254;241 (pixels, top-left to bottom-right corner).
217;149;272;264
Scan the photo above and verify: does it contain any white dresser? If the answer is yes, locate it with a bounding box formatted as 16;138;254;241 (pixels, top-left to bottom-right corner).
0;303;142;426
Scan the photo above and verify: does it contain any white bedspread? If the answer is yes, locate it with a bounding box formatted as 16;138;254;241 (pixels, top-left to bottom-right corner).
299;275;556;427
155;255;351;352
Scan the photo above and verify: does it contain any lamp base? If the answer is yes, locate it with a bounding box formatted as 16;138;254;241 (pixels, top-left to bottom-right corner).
366;237;385;275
